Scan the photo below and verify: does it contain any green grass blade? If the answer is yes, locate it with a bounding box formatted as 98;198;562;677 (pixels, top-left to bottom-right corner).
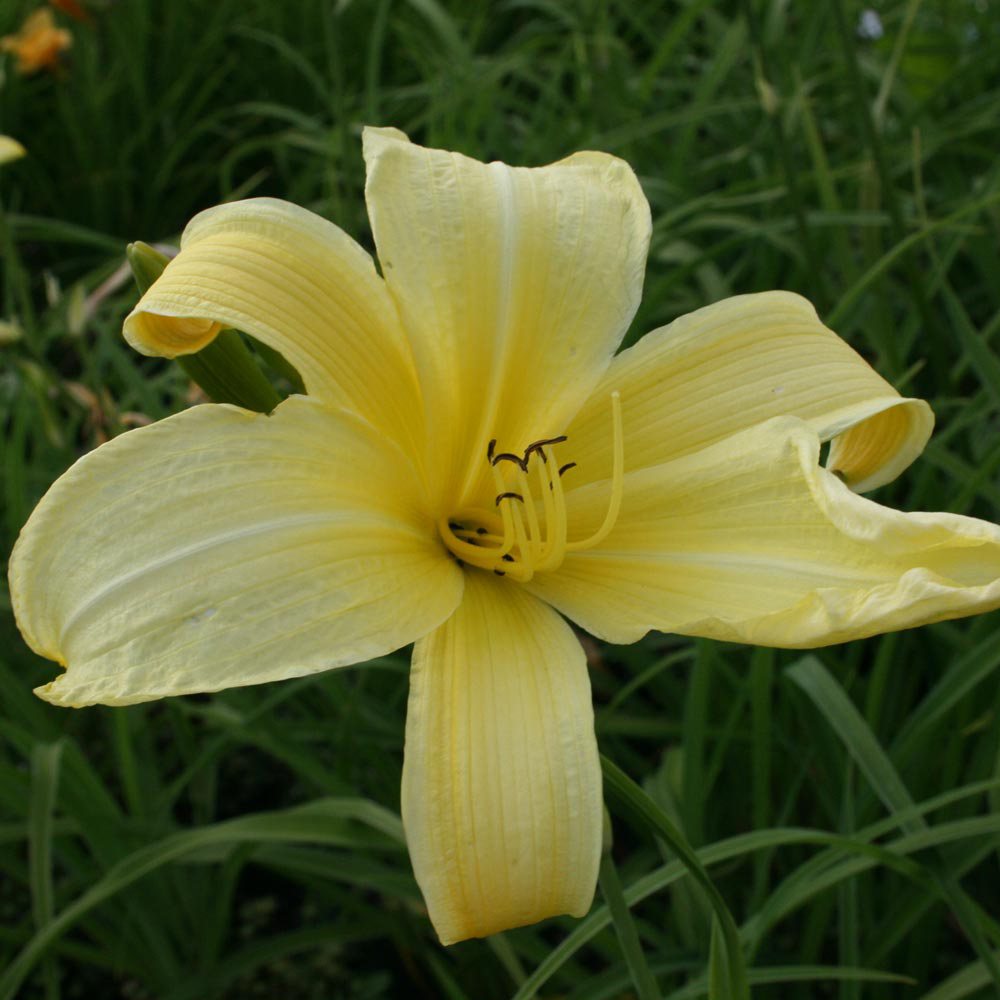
598;836;662;1000
28;741;64;1000
0;797;405;1000
601;756;749;1000
513;775;1000;1000
919;951;1000;1000
786;656;1000;987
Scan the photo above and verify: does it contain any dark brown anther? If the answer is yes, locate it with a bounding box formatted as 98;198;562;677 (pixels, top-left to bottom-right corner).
502;553;514;563
524;435;568;459
558;462;577;477
487;439;497;462
492;451;528;471
495;492;524;505
476;527;488;535
448;521;463;532
494;569;506;576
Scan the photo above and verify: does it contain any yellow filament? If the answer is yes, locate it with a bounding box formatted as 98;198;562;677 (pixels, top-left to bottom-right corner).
439;391;623;578
566;390;623;552
536;446;568;572
513;465;543;570
489;458;534;580
506;498;534;582
455;506;504;536
436;518;500;563
534;448;557;567
488;461;517;559
456;529;504;544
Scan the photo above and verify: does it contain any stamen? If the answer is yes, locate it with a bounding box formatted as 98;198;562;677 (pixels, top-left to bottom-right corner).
566;391;623;552
460;506;504;534
534;445;557;566
505;494;534;582
440;392;623;580
488;458;518;561
492;451;528;471
512;464;543;570
523;435;567;459
439;507;506;563
536;445;569;572
455;528;504;547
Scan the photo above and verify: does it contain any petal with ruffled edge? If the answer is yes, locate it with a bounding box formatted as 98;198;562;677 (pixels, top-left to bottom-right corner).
402;571;602;945
564;292;933;493
124;198;423;451
362;127;651;511
10;397;462;707
528;417;1000;648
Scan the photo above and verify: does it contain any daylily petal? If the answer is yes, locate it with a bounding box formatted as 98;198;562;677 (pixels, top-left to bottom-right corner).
528;417;1000;647
402;571;602;945
124;198;423;449
362;126;651;511
565;292;933;493
10;397;462;707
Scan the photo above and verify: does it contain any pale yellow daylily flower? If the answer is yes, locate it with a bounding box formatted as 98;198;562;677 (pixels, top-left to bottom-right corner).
10;127;1000;945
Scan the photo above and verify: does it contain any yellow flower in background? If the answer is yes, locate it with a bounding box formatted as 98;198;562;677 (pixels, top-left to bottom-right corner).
1;7;71;75
0;135;26;165
10;128;1000;944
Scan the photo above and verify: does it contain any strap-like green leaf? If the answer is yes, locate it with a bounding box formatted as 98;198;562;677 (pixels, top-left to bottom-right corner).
601;755;749;1000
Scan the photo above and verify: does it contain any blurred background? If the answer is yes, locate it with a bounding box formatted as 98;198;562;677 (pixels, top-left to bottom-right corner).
2;0;1000;997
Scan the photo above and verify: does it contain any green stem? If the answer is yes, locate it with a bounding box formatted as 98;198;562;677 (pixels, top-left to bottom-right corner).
176;331;282;412
598;841;661;1000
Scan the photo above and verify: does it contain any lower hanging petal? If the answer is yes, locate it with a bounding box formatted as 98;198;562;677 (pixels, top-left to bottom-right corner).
402;572;602;945
528;417;1000;648
9;397;462;706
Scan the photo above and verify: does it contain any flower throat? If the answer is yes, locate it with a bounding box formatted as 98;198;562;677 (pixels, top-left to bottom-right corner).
439;392;623;582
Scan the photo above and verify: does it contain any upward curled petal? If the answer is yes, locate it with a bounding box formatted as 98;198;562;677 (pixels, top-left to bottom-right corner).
10;397;462;707
363;127;651;511
124;198;424;453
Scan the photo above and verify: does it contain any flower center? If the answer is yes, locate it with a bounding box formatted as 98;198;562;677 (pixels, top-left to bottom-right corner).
438;392;623;582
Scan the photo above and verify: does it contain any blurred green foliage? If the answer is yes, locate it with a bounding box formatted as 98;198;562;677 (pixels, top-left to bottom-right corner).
2;0;1000;997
